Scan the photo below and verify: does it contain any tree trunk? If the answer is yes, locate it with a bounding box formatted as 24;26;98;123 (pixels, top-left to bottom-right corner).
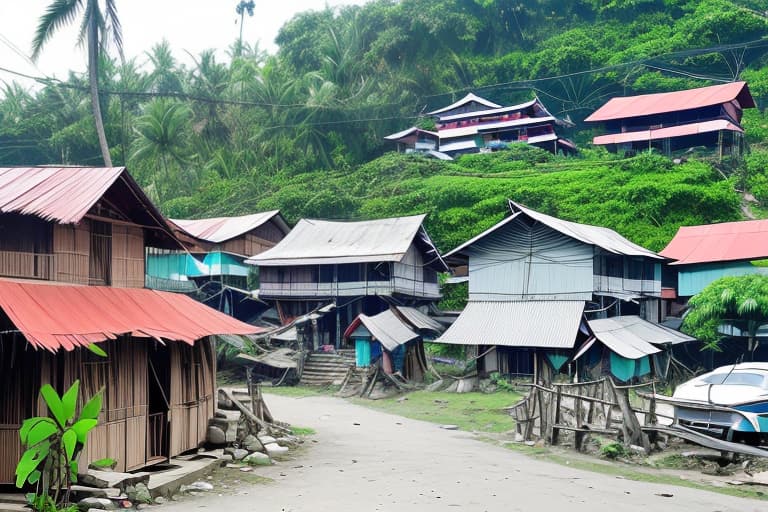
88;18;112;167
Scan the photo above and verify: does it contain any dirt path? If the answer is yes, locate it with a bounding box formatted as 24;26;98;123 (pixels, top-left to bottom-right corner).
164;394;763;512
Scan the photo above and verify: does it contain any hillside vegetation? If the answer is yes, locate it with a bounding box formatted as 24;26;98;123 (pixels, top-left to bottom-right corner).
2;0;768;250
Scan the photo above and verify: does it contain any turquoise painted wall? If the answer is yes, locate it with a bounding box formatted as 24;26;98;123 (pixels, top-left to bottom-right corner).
678;262;768;296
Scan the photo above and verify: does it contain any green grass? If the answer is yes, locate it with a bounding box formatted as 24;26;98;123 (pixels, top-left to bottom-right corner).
290;425;317;435
352;390;521;433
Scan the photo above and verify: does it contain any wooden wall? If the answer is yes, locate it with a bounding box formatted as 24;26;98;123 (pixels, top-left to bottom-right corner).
111;225;146;288
53;222;90;285
0;336;215;484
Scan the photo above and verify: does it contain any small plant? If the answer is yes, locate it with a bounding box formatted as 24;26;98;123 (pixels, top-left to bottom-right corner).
16;380;103;512
489;372;516;393
600;441;626;460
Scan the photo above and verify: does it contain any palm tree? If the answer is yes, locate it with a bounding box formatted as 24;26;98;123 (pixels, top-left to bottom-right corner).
683;274;768;359
235;1;255;57
32;0;123;167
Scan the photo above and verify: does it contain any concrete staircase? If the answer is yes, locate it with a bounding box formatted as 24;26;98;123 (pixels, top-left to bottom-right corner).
300;352;355;386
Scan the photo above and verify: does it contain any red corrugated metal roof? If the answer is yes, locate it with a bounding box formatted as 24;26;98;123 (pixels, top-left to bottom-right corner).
660;219;768;265
0;167;126;224
170;211;288;244
585;82;755;122
0;280;265;352
593;119;743;146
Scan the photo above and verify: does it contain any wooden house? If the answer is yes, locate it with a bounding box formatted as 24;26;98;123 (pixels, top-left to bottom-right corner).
145;211;290;319
245;215;448;349
0;166;263;483
435;200;676;382
343;306;444;382
585;81;755;157
384;93;576;158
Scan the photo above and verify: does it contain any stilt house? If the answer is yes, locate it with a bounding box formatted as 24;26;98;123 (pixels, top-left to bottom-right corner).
585;81;755;157
245;215;448;350
385;93;576;158
0;166;263;483
435;200;683;382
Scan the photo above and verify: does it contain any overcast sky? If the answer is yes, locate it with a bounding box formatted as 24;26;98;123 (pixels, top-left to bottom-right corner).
0;0;366;89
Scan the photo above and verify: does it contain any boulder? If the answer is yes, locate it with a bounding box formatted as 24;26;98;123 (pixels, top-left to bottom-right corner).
257;435;277;445
125;483;151;504
242;435;264;452
264;443;289;457
276;437;298;448
206;425;227;445
244;452;272;466
78;498;116;511
231;448;249;461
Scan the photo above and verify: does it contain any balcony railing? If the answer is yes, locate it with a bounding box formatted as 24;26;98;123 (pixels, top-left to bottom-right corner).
0;250;55;280
593;274;661;296
259;278;441;299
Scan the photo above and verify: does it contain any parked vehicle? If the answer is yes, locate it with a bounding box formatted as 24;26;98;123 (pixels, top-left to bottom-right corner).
671;363;768;444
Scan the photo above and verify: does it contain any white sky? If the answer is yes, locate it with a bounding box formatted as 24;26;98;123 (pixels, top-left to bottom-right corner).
0;0;366;90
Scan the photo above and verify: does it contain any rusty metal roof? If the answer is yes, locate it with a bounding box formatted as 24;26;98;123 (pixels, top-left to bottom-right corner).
585;81;755;122
435;300;586;348
660;219;768;265
593;119;743;146
170;211;289;243
0;279;265;352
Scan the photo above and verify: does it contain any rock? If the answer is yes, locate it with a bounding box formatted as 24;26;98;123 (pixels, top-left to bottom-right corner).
276;437;297;448
153;497;166;505
440;424;458;430
217;389;235;409
525;441;536;447
656;441;667;451
206;425;227;445
514;432;524;443
242;435;264;452
629;445;646;455
70;486;122;499
220;453;233;462
78;470;150;490
264;443;289;457
180;481;214;493
244;451;272;466
136;504;150;510
78;497;116;511
239;466;253;472
426;379;444;392
231;448;249;461
126;483;151;504
257;435;277;445
534;439;546;448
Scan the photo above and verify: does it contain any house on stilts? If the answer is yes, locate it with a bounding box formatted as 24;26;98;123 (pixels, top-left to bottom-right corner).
0;166;264;483
435;200;693;383
385;92;576;158
585;81;755;159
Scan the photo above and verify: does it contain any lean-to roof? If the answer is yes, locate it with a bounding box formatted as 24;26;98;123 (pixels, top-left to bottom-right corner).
170;211;289;244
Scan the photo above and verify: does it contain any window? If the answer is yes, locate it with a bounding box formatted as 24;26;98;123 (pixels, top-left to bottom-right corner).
337;264;363;282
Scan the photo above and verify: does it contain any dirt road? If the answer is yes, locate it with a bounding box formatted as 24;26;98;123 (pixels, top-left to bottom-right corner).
164;394;764;512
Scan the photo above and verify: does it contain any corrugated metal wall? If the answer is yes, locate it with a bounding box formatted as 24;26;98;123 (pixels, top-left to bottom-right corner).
678;261;768;296
466;217;593;300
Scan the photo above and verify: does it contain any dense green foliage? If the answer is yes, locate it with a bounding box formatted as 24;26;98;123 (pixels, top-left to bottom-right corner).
1;0;767;247
683;274;768;352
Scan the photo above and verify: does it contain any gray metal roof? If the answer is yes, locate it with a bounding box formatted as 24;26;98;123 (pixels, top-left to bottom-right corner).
395;306;445;335
426;93;501;116
246;215;446;270
437;98;540;122
588;315;694;361
353;309;419;351
446;201;662;260
383;126;439;141
435;300;586;348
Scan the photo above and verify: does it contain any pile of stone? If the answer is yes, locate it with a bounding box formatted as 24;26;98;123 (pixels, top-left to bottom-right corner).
74;470;159;511
207;387;301;468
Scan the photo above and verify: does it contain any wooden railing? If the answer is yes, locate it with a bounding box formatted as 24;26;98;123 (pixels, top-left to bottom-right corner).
147;412;166;459
0;250;54;280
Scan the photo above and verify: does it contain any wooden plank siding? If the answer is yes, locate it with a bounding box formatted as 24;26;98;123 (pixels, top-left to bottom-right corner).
111;225;145;288
0;336;216;483
53;222;90;285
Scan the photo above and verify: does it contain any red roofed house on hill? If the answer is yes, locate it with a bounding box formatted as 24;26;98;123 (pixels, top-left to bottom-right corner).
585;81;755;158
385;92;577;158
0;167;263;482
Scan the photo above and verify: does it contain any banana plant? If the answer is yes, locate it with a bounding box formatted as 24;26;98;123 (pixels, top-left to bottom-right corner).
16;380;103;512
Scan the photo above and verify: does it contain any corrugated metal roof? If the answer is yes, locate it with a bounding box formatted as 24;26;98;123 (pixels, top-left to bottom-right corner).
344;309;419;351
439;116;555;140
437;98;540;122
440;140;478;152
660;219;768;265
526;133;558;144
170;211;288;244
0;279;265;352
426;93;501;116
435;300;585;348
246;215;447;270
446;201;662;259
593;119;743;146
383;127;439;141
395;306;445;334
0;167;131;224
585;315;694;360
585;82;755;122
